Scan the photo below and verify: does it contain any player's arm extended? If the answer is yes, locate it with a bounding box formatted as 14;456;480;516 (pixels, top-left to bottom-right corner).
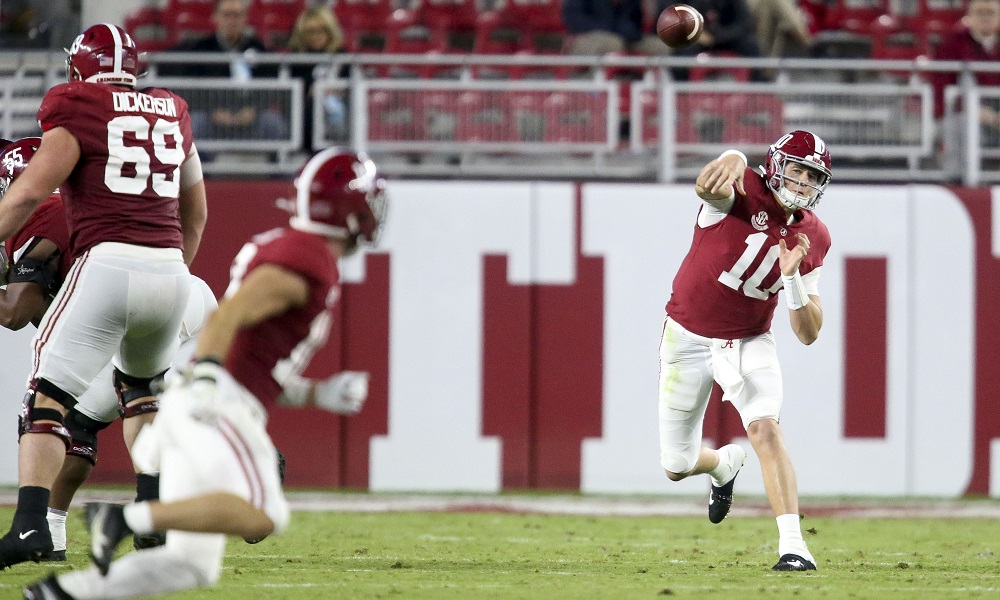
0;128;78;241
277;371;370;415
695;150;747;210
193;264;309;363
178;145;207;266
0;238;59;330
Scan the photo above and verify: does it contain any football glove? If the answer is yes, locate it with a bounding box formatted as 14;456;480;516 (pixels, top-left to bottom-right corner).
187;358;223;425
314;371;369;415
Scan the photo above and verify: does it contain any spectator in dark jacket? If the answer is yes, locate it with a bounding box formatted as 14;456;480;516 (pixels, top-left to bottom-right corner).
172;0;288;144
563;0;670;56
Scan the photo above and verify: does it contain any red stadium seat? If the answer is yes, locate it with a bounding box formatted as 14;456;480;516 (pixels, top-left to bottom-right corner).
248;0;306;50
474;0;566;55
123;6;172;52
171;9;216;46
822;0;887;35
869;13;932;79
335;0;396;51
420;0;479;51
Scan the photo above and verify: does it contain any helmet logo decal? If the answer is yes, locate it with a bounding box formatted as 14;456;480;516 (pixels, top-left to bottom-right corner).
752;211;769;231
1;150;24;174
349;159;377;192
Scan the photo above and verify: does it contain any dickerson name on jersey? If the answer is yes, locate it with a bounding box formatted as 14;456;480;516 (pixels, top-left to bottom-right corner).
112;92;178;118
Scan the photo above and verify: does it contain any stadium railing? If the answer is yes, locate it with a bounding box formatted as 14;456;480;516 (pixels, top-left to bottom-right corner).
0;50;997;184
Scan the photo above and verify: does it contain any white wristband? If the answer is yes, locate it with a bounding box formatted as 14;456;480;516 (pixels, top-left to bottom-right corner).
719;149;748;167
782;271;810;310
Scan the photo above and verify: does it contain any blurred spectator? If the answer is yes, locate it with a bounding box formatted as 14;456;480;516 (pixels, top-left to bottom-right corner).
749;0;813;57
658;0;762;79
562;0;671;56
929;0;1000;142
287;5;349;151
661;0;762;58
171;0;289;146
0;0;77;49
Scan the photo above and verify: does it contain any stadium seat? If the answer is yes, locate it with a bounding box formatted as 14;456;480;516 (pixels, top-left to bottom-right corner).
166;0;215;20
248;0;306;50
335;0;396;51
869;13;932;81
419;0;480;52
123;6;172;52
474;0;566;56
171;9;216;46
822;0;887;35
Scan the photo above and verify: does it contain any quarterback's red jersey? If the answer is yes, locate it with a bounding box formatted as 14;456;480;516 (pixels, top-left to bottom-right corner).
4;194;73;285
36;82;193;256
226;228;340;404
665;167;831;339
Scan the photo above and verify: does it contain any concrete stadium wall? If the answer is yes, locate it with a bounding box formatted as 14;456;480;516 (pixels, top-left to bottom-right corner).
1;180;997;498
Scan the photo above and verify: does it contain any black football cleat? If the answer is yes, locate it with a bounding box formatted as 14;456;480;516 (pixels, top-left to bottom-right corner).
23;573;76;599
37;549;66;562
708;444;747;524
85;503;132;576
0;520;54;569
772;553;817;571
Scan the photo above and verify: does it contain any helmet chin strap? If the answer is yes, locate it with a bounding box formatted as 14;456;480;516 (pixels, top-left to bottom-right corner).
776;180;821;211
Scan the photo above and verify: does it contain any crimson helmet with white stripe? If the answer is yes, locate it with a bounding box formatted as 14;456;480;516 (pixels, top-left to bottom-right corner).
764;130;832;211
0;137;42;198
288;148;388;250
65;23;139;87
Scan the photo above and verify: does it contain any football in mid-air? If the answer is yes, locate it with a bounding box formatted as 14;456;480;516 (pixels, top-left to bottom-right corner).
656;4;704;49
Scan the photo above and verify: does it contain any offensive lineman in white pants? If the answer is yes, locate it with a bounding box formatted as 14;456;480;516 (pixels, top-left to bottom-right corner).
24;147;387;600
659;130;833;571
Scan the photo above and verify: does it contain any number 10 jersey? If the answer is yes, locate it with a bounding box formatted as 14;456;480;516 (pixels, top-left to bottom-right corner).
665;167;832;340
37;81;194;257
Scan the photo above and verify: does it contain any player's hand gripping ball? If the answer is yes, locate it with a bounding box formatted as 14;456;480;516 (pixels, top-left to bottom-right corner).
657;4;705;49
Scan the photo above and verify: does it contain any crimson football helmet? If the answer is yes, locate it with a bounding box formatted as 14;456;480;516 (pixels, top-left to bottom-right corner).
287;148;388;250
764;130;832;211
65;23;139;87
0;137;41;198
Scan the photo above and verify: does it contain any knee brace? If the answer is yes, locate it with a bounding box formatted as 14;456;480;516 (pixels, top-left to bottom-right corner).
114;368;163;419
18;389;72;449
63;409;113;465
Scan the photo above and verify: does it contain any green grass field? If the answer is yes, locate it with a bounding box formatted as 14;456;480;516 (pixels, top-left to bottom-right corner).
2;498;1000;599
